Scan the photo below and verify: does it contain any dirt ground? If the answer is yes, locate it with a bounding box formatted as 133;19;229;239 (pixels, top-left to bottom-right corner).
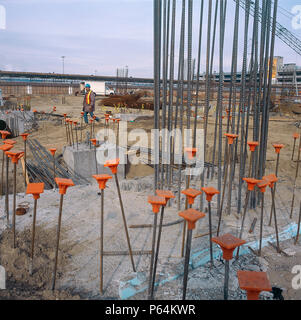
2;95;301;193
1;95;301;300
0;224;82;300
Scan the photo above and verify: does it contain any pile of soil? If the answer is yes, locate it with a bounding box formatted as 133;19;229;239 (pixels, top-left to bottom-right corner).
0;224;81;300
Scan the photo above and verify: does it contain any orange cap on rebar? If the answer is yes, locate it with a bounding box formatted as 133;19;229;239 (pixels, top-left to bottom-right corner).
0;131;10;139
5;151;24;164
49;148;57;156
3;140;16;145
90;139;97;146
20;133;29;141
55;178;74;195
184;147;197;160
224;133;238;145
262;174;278;189
21;108;24;112
73;121;78;125
90;119;94;124
116;118;121;123
202;187;220;202
93;174;112;190
178;208;205;230
156;190;175;206
273;144;284;154
81;112;84;116
293;133;299;139
33;109;38;113
104;158;120;174
212;233;246;260
148;195;166;214
64;113;67;118
53;107;56;111
243;178;261;191
0;144;13;152
26;183;45;200
257;180;269;193
247;141;259;152
181;188;202;205
237;270;271;300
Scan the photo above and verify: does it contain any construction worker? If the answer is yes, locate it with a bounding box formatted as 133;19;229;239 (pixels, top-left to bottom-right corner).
83;84;100;123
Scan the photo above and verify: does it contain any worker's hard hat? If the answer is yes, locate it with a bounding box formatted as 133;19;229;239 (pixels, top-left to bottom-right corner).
85;84;91;88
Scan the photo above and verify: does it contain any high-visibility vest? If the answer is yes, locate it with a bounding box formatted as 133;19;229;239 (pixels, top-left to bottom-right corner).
86;90;92;105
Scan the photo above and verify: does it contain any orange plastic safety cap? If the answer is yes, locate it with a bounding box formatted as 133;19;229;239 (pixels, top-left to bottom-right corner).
55;178;75;195
273;144;284;154
0;131;10;139
224;133;238;145
262;174;278;189
181;188;202;205
237;270;271;300
90;139;97;146
247;141;259;152
293;133;299;139
26;183;45;200
156;190;175;206
243;178;261;191
0;144;13;152
178;208;205;230
5;151;24;164
104;158;120;174
49;148;57;156
20;133;29;141
212;233;246;260
184;147;197;160
202;187;220;202
93;174;112;190
148;195;166;214
3;140;16;145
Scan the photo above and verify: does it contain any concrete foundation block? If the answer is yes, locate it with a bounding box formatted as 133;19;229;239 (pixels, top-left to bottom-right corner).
0;111;34;134
63;142;126;179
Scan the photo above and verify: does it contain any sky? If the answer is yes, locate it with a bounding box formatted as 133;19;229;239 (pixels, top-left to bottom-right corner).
0;0;300;78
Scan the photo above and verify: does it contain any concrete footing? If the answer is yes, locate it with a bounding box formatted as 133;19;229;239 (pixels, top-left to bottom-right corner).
63;142;127;179
0;111;35;135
